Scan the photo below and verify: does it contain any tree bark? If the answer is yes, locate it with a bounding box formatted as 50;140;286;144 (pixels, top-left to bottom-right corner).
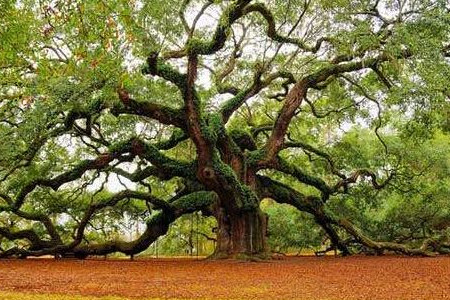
212;206;268;259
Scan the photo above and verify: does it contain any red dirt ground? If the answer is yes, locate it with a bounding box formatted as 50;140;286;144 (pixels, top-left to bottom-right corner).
0;256;449;299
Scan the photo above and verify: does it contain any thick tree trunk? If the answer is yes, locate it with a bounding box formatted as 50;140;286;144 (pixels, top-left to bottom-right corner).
212;206;268;259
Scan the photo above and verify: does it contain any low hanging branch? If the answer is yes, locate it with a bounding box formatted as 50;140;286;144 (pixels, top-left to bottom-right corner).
0;190;218;258
334;218;450;257
256;175;350;255
257;174;449;257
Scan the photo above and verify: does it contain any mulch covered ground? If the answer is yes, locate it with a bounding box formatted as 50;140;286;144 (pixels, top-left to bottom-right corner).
0;255;449;299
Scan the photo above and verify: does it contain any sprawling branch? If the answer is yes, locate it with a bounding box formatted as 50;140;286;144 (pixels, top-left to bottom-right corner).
143;53;187;90
1;104;105;182
0;227;58;251
256;175;349;255
9;136;194;211
261;157;333;198
164;0;252;58
256;175;320;214
263;51;411;162
242;3;330;53
154;129;188;150
332;169;395;193
115;88;186;129
334;218;447;257
1;191;218;258
257;174;450;257
70;190;172;250
12;151;128;210
220;71;295;122
185;53;212;164
128;138;197;180
283;140;346;179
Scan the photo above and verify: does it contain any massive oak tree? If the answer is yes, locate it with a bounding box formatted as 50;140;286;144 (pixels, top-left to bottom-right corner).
0;0;449;259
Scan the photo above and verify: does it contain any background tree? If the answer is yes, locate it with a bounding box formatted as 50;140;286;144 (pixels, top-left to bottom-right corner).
0;0;449;259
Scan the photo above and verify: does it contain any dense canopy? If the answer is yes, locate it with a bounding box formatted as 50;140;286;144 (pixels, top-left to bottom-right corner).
0;0;450;259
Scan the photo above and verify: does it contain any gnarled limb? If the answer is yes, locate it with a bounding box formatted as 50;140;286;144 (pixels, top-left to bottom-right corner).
163;0;252;58
12;147;132;211
0;191;218;259
256;175;350;255
261;156;333;198
258;175;448;257
115;88;187;129
242;3;330;53
74;191;217;258
262;51;412;163
283;140;346;179
10;137;193;212
220;71;296;123
332;169;395;193
333;217;445;257
0;227;60;251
